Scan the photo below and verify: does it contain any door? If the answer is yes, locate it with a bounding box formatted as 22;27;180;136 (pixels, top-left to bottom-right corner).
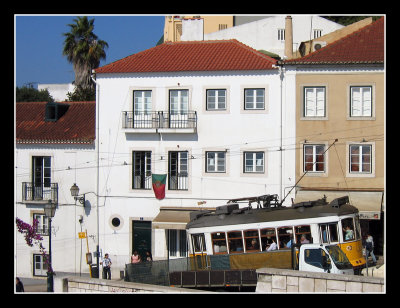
32;156;51;200
132;221;152;261
133;90;152;128
169;89;188;128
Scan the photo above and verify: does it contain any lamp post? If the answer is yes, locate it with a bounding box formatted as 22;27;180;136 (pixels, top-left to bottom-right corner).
44;200;56;292
70;183;99;278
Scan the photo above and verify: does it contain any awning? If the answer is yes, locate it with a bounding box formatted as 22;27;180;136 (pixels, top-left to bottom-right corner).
294;190;384;220
152;207;216;230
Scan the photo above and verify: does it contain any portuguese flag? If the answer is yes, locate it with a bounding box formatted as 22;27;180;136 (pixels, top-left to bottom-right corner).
152;174;167;200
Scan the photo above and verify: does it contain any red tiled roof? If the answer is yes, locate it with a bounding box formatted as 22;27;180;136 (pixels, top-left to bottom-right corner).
285;17;384;65
16;101;95;144
95;39;277;74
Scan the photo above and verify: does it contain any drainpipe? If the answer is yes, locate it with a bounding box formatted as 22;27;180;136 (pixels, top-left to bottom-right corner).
91;70;100;278
277;64;285;204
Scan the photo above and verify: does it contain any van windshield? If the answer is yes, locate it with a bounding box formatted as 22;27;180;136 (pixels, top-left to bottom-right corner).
326;245;353;270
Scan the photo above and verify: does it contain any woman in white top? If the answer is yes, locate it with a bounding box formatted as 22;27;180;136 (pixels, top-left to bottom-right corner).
266;239;277;251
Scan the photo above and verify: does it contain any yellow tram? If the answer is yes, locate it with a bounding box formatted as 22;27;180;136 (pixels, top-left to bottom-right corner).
186;195;366;274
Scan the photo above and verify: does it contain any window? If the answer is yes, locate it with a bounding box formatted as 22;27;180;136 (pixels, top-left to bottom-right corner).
132;151;151;189
191;234;206;254
169;229;187;258
244;89;264;110
350;86;372;117
341;218;355;242
320;223;339;243
244;230;260;252
169;89;189;128
304;248;329;269
295;225;312;244
278;29;285;41
349;144;372;173
244;152;264;173
206;151;226;173
211;232;227;254
168;151;188;190
304;87;326;117
313;29;322;38
304;144;325;172
33;254;48;276
277;227;293;249
260;228;277;251
134;90;152;114
219;24;228;30
33;213;49;236
206;89;226;110
227;231;244;253
32;156;51;200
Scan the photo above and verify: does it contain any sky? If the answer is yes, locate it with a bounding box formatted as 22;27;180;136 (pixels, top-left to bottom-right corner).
15;15;165;88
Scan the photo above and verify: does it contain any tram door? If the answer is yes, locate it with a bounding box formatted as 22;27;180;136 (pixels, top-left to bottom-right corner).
319;223;339;244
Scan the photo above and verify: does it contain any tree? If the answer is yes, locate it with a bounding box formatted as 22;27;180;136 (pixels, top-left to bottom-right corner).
66;85;95;101
16;86;54;102
62;16;108;91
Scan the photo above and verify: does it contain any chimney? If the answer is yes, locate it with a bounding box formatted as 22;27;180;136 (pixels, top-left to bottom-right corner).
285;16;293;59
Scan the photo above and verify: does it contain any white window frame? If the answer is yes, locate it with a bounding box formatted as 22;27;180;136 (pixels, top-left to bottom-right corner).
244;151;265;173
350;86;372;117
168;229;187;259
206;89;226;110
303;144;326;173
303;86;326;118
33;213;49;236
346;142;375;178
33;253;48;277
132;151;152;190
244;88;265;110
206;151;226;173
133;90;152;114
313;29;322;39
349;144;372;174
278;28;285;41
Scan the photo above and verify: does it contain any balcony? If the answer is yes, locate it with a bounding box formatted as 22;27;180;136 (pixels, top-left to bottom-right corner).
122;111;197;134
22;182;58;204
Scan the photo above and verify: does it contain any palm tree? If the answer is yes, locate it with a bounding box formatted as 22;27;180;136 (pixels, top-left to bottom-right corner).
62;16;108;90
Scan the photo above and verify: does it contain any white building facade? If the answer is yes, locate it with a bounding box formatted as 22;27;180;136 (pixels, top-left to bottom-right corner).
93;40;297;271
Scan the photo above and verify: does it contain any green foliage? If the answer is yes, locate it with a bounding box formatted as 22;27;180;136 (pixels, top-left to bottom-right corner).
323;16;382;26
66;85;95;101
16;86;54;103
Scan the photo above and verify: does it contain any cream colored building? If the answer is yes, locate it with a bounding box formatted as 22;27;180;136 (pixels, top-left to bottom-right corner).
282;17;384;254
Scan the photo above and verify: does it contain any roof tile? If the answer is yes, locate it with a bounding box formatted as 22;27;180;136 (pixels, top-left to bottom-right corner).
95;39;277;74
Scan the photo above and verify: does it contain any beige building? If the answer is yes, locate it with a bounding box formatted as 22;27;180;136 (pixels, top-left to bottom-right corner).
164;15;234;42
282;17;384;254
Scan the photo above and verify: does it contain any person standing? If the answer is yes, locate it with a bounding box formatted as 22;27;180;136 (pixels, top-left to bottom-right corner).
16;277;24;292
365;233;377;265
102;253;112;280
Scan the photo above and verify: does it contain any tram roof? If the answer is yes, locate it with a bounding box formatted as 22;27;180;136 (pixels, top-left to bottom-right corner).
186;201;359;230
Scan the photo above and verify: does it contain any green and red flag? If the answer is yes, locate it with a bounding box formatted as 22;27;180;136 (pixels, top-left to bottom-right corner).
152;174;167;200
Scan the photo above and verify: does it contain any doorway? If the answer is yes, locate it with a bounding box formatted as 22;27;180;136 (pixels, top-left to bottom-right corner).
132;220;152;261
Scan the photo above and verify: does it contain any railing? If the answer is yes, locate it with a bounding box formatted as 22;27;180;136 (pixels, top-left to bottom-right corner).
22;182;58;203
168;173;188;191
122;111;197;130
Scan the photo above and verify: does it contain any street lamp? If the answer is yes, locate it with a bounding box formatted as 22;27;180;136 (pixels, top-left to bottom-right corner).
70;183;86;205
44;200;56;292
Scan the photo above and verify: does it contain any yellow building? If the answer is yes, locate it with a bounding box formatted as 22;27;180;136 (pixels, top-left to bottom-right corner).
164;15;234;42
283;17;384;255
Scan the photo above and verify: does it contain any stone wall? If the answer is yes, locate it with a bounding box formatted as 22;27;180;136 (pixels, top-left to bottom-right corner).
55;276;207;293
256;268;384;293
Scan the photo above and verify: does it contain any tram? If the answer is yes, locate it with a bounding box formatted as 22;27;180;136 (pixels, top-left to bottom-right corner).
186;194;366;274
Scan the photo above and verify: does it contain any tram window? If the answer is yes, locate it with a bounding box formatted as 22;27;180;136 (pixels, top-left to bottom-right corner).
260;228;277;251
228;231;244;253
244;230;260;252
191;234;206;253
295;225;312;244
342;218;355;241
211;232;227;254
277;227;294;249
320;223;339;243
354;215;361;240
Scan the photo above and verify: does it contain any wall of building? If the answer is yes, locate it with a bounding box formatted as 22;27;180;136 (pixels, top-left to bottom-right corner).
256;267;384;293
95;69;296;264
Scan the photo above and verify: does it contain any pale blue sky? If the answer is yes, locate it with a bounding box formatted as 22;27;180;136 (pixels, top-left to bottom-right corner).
15;15;165;88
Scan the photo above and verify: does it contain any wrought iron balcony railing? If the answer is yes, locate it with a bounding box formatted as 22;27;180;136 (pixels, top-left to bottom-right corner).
122;111;197;131
22;182;58;204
